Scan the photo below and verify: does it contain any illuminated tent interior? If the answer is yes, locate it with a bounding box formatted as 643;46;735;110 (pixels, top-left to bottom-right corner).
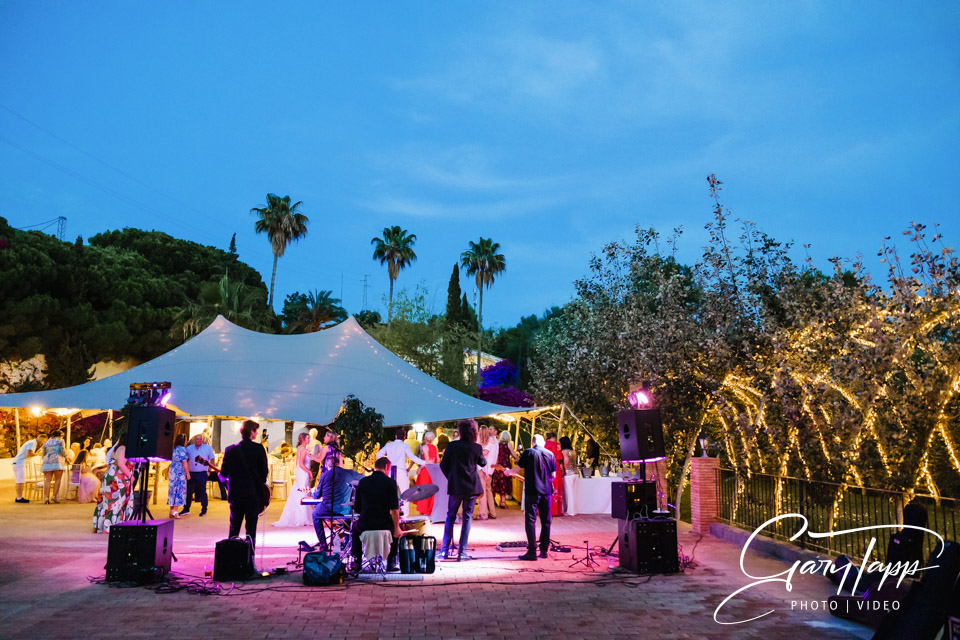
0;316;543;427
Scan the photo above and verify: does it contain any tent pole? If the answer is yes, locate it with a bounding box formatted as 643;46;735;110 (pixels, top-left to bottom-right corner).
15;408;21;451
108;409;113;439
66;412;71;447
557;404;566;441
562;403;616;461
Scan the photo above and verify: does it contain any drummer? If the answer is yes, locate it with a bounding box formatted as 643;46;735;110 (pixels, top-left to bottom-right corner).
351;457;403;573
311;451;363;548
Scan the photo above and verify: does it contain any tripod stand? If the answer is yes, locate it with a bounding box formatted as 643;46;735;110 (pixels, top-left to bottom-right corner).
131;462;154;522
569;540;601;569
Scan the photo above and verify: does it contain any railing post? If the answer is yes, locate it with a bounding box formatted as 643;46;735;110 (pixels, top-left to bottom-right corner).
691;457;720;535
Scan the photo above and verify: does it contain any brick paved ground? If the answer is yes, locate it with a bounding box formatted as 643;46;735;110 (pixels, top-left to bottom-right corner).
0;482;872;639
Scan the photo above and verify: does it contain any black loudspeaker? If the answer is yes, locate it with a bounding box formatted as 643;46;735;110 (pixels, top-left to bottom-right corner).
106;520;173;583
126;406;175;462
611;481;658;520
617;517;679;574
617;409;666;463
214;537;255;581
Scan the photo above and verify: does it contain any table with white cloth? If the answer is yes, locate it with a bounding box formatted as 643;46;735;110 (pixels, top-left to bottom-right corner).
571;476;617;515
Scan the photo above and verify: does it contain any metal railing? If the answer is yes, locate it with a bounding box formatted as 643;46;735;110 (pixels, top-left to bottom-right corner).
717;468;959;561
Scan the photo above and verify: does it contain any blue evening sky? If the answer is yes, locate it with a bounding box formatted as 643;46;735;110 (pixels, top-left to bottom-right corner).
2;3;958;328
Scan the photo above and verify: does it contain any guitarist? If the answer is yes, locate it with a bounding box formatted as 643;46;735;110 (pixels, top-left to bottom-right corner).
220;420;269;547
183;433;217;517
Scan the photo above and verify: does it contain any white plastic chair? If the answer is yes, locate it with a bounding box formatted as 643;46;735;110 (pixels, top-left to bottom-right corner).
65;464;81;500
26;460;44;501
271;463;289;500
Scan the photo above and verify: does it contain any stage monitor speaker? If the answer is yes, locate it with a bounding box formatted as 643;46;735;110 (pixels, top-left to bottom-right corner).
126;406;175;462
617;517;679;574
611;481;658;520
214;537;255;581
617;409;666;463
106;520;173;583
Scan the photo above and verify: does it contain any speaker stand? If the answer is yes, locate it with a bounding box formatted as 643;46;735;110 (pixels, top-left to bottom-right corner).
132;462;154;523
130;462;177;562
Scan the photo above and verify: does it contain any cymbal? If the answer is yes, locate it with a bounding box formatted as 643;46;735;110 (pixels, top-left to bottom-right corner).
401;484;438;502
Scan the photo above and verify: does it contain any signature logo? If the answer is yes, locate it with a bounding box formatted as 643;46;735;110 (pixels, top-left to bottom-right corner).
714;513;943;625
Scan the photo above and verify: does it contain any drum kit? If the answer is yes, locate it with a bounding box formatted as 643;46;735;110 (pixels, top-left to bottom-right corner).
299;480;440;574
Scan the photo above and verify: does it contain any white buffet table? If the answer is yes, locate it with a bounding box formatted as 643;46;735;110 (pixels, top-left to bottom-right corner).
566;475;617;515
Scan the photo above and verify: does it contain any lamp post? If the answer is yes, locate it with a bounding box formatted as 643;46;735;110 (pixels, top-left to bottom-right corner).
698;431;709;458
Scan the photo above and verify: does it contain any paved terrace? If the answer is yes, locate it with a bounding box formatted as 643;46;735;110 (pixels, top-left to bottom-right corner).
0;482;872;640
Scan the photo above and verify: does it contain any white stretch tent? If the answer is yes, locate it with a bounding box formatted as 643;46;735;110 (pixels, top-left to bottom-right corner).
0;316;535;426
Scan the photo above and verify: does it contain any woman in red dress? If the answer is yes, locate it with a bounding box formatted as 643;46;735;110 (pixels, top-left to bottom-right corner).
544;432;564;516
413;431;439;515
492;431;520;508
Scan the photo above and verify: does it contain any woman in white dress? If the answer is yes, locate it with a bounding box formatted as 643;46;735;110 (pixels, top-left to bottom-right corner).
272;433;313;527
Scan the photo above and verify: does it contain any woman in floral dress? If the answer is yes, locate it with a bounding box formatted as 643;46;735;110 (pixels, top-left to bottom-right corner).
92;437;134;533
167;434;190;519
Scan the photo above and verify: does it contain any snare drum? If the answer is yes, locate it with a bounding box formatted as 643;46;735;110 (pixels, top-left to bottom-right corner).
400;515;430;536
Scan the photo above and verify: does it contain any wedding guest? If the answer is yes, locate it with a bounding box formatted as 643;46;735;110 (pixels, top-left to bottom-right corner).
414;431;440;515
544;433;564;516
12;433;46;503
93;436;135;533
477;426;499;519
167;434;190;519
41;430;68;504
67;442;80;464
492;431;520;508
74;449;101;504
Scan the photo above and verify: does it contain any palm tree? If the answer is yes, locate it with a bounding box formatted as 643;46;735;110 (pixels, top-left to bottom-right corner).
251;194;309;308
460;237;507;378
173;274;273;338
370;226;417;325
285;290;347;333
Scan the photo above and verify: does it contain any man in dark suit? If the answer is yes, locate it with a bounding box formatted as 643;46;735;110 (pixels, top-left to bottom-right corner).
351;456;403;572
517;434;557;561
219;420;269;547
439;418;487;561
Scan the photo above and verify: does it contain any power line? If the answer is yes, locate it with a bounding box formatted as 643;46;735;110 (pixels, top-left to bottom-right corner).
0;103;226;231
0;134;218;245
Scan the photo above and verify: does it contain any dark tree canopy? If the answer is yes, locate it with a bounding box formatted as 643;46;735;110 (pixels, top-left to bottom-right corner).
0;219;268;389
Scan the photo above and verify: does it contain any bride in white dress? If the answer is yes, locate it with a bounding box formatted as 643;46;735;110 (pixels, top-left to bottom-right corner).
272;433;314;527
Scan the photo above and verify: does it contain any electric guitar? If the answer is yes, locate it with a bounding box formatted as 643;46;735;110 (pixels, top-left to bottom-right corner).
194;455;221;474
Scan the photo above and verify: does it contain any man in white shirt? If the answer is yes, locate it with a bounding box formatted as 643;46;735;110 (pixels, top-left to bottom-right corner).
476;427;499;519
376;427;427;510
12;434;46;503
182;434;216;516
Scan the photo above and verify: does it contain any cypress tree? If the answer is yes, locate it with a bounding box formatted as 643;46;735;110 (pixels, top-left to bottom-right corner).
445;264;462;326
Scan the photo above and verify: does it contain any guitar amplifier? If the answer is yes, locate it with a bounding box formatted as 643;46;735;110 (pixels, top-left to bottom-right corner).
106;520;173;584
617;517;679;574
611;481;658;520
214;537;255;581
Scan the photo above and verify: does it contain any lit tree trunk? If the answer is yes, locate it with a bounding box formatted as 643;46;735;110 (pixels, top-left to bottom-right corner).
674;428;699;520
268;252;279;309
477;285;484;379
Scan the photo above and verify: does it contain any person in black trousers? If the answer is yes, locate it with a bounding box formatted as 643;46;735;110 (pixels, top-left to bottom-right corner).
351;456;403;573
439;418;487;561
219;420;269;546
517;434;557;561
